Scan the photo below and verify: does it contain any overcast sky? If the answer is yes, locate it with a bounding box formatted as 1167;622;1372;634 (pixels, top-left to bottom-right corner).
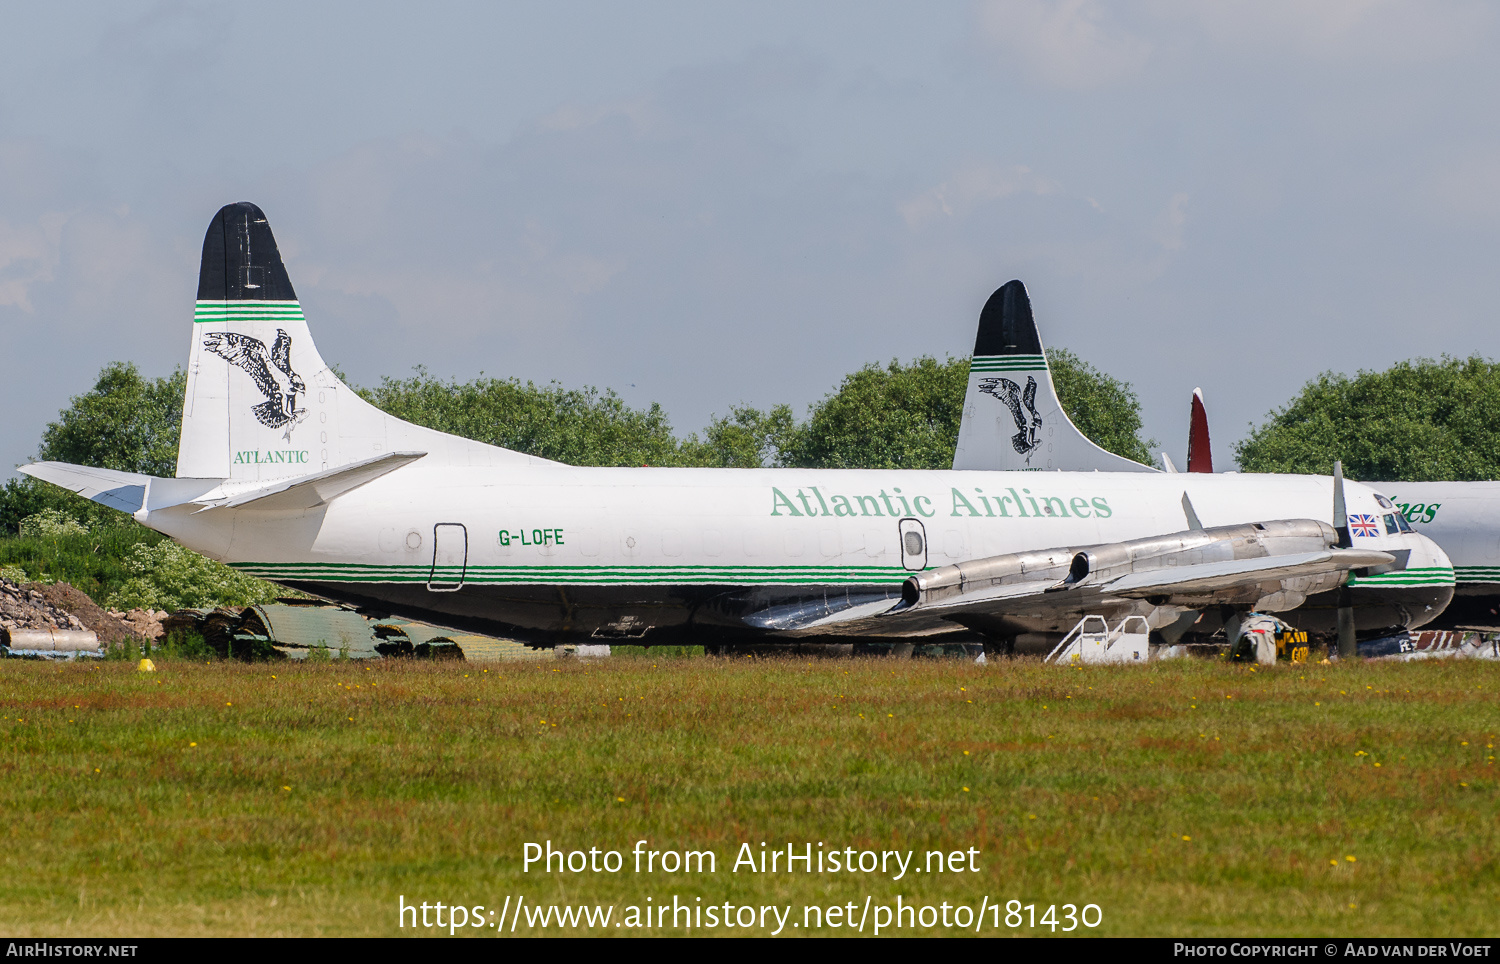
3;1;1498;476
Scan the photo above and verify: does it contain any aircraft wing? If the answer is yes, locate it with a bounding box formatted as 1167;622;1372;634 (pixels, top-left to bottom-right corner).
1103;550;1391;599
900;546;1393;621
738;519;1393;635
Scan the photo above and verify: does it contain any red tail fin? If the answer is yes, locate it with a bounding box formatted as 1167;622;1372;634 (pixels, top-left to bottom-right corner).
1187;388;1213;473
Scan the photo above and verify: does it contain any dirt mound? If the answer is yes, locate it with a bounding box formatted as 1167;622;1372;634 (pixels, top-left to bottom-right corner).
25;582;138;649
1;579;87;634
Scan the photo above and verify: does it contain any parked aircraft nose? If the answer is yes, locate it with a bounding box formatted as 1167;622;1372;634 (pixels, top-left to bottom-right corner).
1370;532;1455;629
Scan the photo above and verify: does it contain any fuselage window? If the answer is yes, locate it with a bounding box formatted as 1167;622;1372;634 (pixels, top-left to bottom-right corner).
903;530;924;556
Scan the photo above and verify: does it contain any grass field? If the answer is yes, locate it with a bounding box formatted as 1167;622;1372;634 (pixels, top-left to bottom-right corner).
0;654;1495;937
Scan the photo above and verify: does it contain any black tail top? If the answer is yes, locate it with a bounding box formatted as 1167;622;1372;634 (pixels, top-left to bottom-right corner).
196;202;297;302
972;280;1043;356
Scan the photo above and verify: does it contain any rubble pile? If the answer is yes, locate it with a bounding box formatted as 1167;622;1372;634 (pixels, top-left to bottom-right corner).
0;578;87;634
2;580;477;660
28;582;137;648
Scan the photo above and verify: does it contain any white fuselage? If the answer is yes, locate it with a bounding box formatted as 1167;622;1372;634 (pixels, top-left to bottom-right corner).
138;464;1452;645
1378;481;1500;628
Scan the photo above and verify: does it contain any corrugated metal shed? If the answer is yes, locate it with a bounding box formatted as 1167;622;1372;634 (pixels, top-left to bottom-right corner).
441;635;541;661
379;619;546;661
242;605;382;656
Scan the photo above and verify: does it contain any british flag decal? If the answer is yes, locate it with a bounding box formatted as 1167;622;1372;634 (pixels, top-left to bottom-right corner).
1348;514;1380;537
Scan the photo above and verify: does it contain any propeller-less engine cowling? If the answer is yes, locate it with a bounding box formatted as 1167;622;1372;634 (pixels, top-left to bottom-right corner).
893;519;1396;637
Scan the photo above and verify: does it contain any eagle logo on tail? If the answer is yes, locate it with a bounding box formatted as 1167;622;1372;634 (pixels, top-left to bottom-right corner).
203;329;307;441
978;375;1042;461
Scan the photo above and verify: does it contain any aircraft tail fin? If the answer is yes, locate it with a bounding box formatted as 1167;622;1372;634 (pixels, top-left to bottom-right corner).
952;281;1155;472
1187;387;1213;473
178;202;558;482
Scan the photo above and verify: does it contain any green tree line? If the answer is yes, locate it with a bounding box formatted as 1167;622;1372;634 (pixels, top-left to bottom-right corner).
359;347;1154;470
1234;356;1500;480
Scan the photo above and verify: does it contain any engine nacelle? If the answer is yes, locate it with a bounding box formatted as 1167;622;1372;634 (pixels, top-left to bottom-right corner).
901;519;1340;611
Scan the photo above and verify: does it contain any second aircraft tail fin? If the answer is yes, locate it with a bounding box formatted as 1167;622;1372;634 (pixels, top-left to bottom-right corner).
1187;387;1213;473
952;281;1155;473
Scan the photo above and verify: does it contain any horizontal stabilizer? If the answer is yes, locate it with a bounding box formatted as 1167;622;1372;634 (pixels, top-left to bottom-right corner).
198;451;426;511
1104;548;1394;597
18;463;152;514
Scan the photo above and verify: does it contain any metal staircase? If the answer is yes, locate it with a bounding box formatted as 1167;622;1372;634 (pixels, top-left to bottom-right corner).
1045;615;1150;665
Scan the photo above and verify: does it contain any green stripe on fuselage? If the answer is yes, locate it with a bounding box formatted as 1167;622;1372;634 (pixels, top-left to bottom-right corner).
1454;566;1500;584
230;562;909;586
1347;566;1455;588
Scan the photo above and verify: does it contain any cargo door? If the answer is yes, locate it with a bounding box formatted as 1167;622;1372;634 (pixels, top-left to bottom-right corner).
428;523;468;591
898;518;927;572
